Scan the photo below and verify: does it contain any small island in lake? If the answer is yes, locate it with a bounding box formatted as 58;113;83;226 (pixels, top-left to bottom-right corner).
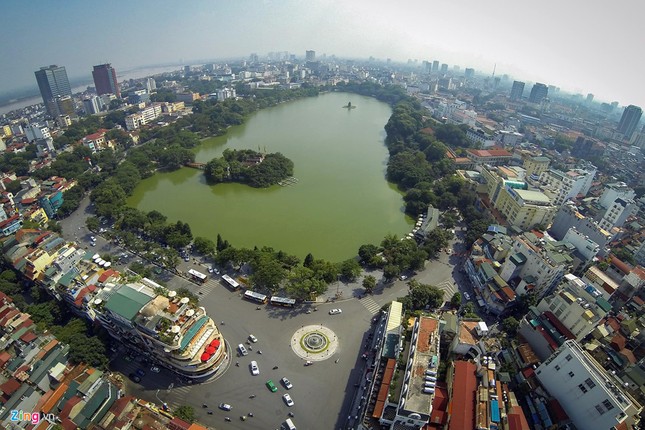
204;148;294;188
342;101;356;109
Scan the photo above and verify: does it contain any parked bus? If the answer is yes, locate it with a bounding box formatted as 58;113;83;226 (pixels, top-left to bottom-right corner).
188;268;207;284
270;296;296;307
221;274;240;290
243;290;268;304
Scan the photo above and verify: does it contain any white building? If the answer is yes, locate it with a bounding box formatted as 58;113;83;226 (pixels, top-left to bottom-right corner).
598;182;636;209
597;198;639;232
25;123;50;142
535;340;642;430
217;87;236;101
536;274;610;341
125;104;163;130
562;227;600;272
538;166;596;206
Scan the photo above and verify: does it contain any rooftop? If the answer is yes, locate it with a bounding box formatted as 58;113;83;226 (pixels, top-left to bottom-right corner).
103;285;153;322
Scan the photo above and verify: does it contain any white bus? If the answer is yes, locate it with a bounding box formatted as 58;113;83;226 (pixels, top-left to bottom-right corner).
270;296;296;307
221;274;240;290
243;290;268;304
188;268;207;284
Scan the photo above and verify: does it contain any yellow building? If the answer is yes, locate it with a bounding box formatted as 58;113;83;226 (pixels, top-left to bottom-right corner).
523;156;550;179
25;207;49;227
494;187;556;230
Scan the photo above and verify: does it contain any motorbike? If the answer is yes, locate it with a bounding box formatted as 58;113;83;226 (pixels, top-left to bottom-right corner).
304;360;313;366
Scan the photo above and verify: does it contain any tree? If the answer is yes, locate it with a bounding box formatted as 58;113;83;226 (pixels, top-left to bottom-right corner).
358;244;379;265
406;280;444;310
339;258;362;281
86;216;100;232
193;237;215;255
450;292;462;307
502;317;520;336
175;405;196;423
362;275;377;294
285;266;328;300
383;264;401;281
303;253;314;268
250;255;286;291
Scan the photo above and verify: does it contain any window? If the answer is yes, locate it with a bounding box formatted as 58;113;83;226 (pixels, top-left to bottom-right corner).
555;365;561;371
595;404;605;415
602;400;614;411
585;378;596;389
568;371;575;378
578;384;588;393
565;354;573;361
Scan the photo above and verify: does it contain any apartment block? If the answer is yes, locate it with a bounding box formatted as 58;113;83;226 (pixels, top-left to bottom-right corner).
535;340;642;430
494;187;556;231
537;166;596;206
125;104;163;130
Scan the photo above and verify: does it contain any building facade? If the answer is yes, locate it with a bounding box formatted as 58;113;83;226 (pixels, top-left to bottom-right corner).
535;340;641;430
494;187;556;231
510;80;525;101
92;63;121;98
528;83;548;104
617;105;642;139
35;65;72;117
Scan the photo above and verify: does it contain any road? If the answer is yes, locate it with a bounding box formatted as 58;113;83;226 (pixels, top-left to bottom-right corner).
57;196;472;429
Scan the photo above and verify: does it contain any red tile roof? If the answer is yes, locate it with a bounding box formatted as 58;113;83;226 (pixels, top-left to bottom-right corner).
20;331;37;343
609;254;631;274
0;378;21;395
0;351;11;367
467;148;512;158
448;361;477;430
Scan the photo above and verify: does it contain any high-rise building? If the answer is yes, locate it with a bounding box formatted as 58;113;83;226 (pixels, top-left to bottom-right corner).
464;68;475;79
305;50;316;61
35;65;72;117
586;93;594;103
92;63;120;98
529;83;548;103
440;63;448;73
510;81;525;101
432;60;439;72
616;105;642;139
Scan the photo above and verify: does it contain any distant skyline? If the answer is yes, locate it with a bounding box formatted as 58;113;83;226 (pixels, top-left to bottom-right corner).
1;0;643;107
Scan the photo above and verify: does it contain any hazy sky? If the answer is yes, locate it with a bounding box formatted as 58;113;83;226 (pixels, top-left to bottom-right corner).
2;0;643;106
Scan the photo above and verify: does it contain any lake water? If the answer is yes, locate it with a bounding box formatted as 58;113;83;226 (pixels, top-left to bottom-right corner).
128;92;412;261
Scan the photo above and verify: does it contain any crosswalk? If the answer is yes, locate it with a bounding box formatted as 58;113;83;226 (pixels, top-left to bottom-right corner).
193;279;219;297
360;297;382;315
165;386;192;410
436;280;457;300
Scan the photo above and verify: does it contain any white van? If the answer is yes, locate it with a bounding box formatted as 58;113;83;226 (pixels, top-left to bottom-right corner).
238;344;248;356
423;387;435;394
284;418;297;430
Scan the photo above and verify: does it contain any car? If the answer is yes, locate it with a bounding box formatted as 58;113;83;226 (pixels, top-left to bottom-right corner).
207;266;214;273
128;373;141;383
464;292;471;300
282;393;294;406
266;379;277;392
135;369;146;377
399;275;408;281
218;403;232;411
329;308;342;315
90;241;96;246
90;236;96;241
281;377;293;389
238;344;248;356
250;361;259;375
151;366;160;373
184;256;190;262
248;334;258;343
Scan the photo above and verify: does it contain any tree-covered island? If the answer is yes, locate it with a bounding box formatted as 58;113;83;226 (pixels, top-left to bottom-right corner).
204;148;294;188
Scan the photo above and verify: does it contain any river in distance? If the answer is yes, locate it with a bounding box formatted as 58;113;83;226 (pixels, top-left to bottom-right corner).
128;92;413;261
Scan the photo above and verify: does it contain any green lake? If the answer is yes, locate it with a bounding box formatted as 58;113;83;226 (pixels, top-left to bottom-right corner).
128;92;413;261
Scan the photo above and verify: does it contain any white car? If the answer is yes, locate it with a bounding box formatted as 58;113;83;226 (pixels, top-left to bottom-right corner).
150;366;160;373
248;334;258;343
250;360;259;376
282;393;294;407
218;403;232;411
399;275;408;281
464;292;471;300
329;308;342;315
281;377;293;389
238;344;248;356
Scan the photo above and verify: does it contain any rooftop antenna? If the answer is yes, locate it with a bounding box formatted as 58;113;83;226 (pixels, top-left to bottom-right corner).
492;63;496;78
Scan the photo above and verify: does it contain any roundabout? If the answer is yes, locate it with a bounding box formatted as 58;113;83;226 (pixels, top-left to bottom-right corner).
291;324;339;361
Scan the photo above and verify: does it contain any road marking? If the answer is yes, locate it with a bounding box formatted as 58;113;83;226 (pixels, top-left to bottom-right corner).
436;280;457;299
360;297;381;315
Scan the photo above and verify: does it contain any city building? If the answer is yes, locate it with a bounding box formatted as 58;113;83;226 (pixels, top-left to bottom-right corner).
305;50;316;62
596;197;638;232
465;148;513;167
83;96;103;115
617;105;642;139
510;80;525;101
562;227;600;273
217;87;236;101
446;361;477;430
528;83;548;104
432;60;439;72
92;63;121;98
535;340;642;430
24;123;51;142
493;187;556;231
522;156;550;179
598;182;636;209
464;68;475;79
81;128;112;153
125;104;163;130
537;165;597;206
550;203;613;257
440;63;448;73
35;65;72;117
